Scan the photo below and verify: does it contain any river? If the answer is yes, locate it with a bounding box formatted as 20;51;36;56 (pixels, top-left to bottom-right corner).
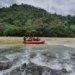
0;45;75;75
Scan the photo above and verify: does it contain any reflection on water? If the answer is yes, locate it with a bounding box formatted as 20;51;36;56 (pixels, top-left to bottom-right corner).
0;45;75;75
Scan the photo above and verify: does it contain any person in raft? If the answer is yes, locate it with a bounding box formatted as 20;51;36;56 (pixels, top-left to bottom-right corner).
28;37;32;41
33;37;40;41
23;37;40;41
24;36;26;41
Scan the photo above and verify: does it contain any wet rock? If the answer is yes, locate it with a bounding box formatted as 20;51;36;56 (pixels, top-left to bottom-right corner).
10;63;50;75
0;56;11;70
71;53;75;59
12;57;20;65
10;67;22;75
21;63;27;71
10;63;26;75
0;62;11;70
42;66;51;75
30;52;36;58
9;62;69;75
26;63;43;75
0;56;9;62
62;68;68;73
41;51;56;58
51;69;63;75
41;51;56;62
26;63;63;75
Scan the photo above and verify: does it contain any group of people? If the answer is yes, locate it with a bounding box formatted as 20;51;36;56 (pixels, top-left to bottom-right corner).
24;37;40;41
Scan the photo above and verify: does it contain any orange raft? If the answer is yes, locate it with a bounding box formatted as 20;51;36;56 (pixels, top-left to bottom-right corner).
23;37;45;44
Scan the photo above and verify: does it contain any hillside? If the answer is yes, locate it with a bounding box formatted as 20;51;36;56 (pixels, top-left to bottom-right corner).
0;4;75;37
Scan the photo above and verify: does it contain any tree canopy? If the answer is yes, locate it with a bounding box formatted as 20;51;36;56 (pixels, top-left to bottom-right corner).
0;4;75;37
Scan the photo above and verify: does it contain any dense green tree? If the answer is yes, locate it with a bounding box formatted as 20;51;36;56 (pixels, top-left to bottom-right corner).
0;4;75;37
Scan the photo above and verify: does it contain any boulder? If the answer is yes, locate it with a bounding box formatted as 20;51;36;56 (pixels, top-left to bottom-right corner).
30;52;36;58
0;62;11;70
41;51;56;58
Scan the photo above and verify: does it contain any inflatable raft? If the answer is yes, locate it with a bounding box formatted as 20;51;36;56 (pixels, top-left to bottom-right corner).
23;40;44;44
23;37;45;44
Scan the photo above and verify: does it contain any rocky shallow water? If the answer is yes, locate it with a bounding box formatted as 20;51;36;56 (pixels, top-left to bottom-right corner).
0;45;75;75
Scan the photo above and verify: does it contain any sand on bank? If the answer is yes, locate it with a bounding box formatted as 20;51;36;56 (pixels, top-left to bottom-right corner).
0;37;75;47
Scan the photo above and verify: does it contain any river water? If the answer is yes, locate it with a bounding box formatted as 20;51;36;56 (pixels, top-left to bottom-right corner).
0;45;75;75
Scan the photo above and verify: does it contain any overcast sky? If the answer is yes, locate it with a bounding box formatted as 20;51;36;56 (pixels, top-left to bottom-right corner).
0;0;75;16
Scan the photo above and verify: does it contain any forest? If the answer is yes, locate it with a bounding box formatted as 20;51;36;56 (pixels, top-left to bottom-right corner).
0;4;75;37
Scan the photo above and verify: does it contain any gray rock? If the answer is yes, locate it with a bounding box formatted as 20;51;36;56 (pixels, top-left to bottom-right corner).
0;62;11;70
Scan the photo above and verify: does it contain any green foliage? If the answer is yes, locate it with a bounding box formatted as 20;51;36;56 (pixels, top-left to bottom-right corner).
0;4;75;37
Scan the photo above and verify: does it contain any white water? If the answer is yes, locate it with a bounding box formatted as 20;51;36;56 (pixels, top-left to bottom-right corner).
0;46;75;75
64;44;75;48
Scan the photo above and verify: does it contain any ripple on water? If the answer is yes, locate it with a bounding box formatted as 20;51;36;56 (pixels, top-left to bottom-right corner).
0;45;75;75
